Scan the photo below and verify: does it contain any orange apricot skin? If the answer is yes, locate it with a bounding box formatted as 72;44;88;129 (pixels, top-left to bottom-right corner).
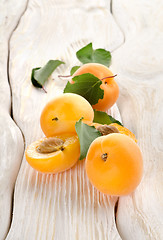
25;134;80;174
85;133;143;196
72;63;119;111
40;93;94;137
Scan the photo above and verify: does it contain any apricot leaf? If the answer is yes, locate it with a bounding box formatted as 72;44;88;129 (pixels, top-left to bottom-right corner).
63;73;104;105
31;67;41;88
93;110;123;126
76;43;111;67
70;66;80;75
31;60;64;90
75;118;102;160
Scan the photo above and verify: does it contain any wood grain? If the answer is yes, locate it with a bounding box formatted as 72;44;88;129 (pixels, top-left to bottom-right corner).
0;0;162;239
5;0;123;239
111;1;163;239
0;1;27;239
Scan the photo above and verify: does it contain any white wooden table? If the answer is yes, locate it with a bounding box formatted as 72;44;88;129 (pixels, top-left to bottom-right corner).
0;0;163;239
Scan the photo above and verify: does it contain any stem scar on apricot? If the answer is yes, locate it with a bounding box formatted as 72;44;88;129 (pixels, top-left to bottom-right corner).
52;117;58;121
60;146;65;151
101;153;108;161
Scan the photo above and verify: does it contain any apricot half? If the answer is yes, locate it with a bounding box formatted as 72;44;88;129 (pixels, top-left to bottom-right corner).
40;93;94;137
25;134;80;173
85;133;143;196
72;63;119;111
91;122;137;143
110;123;137;143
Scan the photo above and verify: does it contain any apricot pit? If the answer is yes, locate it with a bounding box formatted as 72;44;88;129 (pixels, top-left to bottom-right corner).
96;124;120;135
36;137;64;153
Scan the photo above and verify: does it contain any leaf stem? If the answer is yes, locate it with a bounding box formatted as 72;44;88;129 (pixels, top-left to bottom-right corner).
100;74;117;81
58;75;71;78
42;86;47;93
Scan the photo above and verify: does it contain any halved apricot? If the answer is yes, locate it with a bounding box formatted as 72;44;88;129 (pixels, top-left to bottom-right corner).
109;123;137;143
40;93;94;137
91;122;137;143
25;134;80;173
86;133;143;196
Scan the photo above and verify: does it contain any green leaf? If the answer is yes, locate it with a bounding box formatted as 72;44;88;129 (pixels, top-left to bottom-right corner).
63;73;104;105
76;43;111;67
76;43;93;64
93;110;123;126
75;118;102;160
92;49;111;67
31;67;42;88
31;60;64;89
70;66;80;75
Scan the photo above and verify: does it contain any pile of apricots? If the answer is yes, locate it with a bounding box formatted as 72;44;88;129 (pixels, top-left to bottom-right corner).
25;63;143;196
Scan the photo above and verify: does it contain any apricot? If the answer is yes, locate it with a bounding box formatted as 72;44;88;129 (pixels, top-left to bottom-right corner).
25;134;80;173
72;63;119;111
40;93;94;137
91;122;137;143
85;133;143;196
110;123;137;143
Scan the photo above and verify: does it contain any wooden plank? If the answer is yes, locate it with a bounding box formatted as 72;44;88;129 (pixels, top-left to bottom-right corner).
5;0;124;239
111;0;163;239
0;0;27;239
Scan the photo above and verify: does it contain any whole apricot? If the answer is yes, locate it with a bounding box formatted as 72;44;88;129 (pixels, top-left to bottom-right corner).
40;93;94;137
85;133;143;196
72;63;119;111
